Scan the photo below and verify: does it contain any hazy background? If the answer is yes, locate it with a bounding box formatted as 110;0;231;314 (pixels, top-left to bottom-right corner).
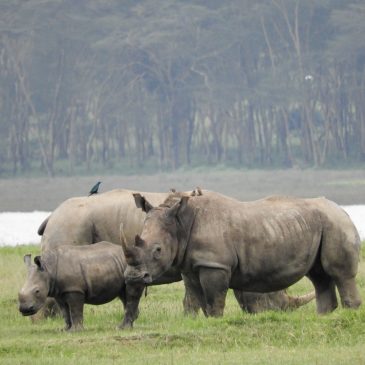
0;169;364;211
1;1;365;179
0;1;364;216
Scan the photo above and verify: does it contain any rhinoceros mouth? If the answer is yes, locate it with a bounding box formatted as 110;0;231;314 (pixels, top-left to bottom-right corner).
125;276;151;285
20;308;37;316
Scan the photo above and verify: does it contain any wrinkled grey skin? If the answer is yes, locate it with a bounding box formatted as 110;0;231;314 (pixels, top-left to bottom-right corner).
37;189;183;320
232;290;315;313
183;285;315;314
125;191;361;320
39;188;314;318
40;189;170;253
18;242;144;331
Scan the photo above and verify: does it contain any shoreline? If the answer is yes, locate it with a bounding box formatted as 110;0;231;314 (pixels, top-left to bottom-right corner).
1;204;365;247
1;169;365;211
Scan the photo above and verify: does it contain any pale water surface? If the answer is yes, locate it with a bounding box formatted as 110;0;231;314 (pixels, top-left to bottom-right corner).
0;207;364;247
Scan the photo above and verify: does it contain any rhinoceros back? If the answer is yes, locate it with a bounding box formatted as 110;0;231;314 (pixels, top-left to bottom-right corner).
43;242;126;304
40;189;170;252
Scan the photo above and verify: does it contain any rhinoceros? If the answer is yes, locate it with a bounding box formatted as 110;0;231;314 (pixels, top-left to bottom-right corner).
233;290;315;313
39;189;171;253
38;188;314;318
182;286;315;314
122;191;361;320
18;242;144;330
36;189;182;320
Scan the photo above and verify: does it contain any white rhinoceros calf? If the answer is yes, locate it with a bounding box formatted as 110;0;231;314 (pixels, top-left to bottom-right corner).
18;242;143;331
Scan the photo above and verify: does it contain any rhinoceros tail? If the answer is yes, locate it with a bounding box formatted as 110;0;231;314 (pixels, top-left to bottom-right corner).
288;291;316;308
37;215;50;236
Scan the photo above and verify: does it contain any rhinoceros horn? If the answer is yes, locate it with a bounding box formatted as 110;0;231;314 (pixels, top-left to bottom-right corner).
166;196;189;219
119;223;143;265
287;291;316;308
37;215;50;236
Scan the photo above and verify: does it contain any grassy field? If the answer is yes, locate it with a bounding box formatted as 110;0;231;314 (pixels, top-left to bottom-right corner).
1;244;365;365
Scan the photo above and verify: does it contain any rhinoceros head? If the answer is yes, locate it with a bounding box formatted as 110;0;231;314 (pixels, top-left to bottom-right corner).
123;193;191;284
18;254;50;316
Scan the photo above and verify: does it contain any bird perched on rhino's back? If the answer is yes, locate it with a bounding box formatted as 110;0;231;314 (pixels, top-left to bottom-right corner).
88;181;101;196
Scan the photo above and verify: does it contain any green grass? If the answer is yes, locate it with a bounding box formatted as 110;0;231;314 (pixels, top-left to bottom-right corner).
1;244;365;364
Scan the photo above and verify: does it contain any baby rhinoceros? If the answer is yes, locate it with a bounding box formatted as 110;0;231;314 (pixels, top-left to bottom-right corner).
18;242;143;331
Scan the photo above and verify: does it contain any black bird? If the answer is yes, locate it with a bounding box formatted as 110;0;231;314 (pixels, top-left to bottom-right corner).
88;181;101;196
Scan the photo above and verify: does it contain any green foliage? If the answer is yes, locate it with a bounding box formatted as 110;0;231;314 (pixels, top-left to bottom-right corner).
1;244;365;364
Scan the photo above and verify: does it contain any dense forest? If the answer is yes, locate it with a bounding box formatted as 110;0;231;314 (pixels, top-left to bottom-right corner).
1;0;365;176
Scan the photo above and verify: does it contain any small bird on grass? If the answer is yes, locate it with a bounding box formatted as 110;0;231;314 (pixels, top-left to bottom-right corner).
88;181;101;196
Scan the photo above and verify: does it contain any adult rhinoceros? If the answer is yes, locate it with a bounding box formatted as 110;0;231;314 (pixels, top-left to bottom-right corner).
233;289;315;313
40;189;169;252
123;191;361;319
38;189;314;318
36;189;183;321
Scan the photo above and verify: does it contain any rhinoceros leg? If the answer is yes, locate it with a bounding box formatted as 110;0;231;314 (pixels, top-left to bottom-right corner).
233;290;270;314
182;290;201;316
307;273;338;314
56;299;72;330
182;274;206;316
199;268;229;317
334;277;361;309
62;293;85;331
119;283;145;329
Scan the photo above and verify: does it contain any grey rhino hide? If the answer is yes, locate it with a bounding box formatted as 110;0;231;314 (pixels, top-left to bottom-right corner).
18;254;51;316
233;290;316;313
127;191;361;319
39;188;315;318
39;189;172;251
19;242;141;330
35;189;182;320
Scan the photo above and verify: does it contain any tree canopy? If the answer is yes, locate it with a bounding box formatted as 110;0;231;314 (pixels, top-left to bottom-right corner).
1;0;364;176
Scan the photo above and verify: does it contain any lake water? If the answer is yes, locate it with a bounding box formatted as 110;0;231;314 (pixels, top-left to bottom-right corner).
0;206;364;247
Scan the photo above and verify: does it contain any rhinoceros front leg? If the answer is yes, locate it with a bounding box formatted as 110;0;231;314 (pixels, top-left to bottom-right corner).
56;298;72;331
119;283;145;329
335;276;362;309
199;267;229;317
182;274;206;316
62;292;85;331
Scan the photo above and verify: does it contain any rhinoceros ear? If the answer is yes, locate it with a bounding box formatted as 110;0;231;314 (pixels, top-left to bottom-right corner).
24;254;32;267
180;196;189;209
34;256;45;272
133;193;154;213
167;196;189;218
190;187;202;196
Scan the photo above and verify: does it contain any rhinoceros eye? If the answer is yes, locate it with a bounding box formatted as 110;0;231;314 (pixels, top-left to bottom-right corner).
153;245;162;259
